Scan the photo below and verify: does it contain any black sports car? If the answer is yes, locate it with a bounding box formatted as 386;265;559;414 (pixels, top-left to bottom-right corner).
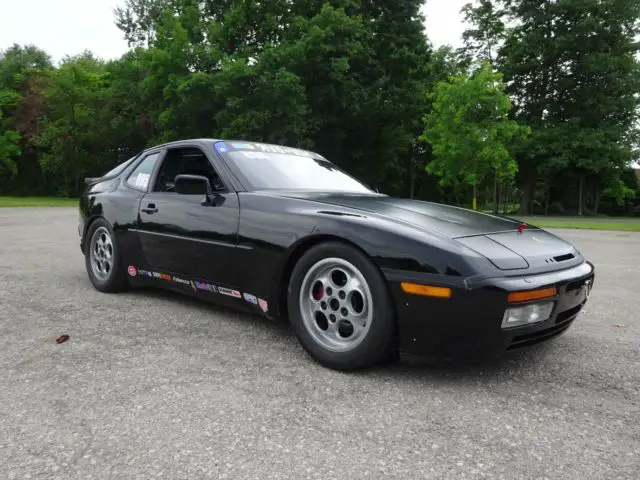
79;139;595;370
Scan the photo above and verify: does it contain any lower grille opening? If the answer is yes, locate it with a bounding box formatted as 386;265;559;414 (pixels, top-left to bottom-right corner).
555;302;584;324
508;320;575;350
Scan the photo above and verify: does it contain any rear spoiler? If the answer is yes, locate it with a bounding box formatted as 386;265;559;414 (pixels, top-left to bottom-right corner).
84;176;103;186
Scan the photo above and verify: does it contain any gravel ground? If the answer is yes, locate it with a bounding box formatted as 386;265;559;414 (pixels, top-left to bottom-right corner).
0;207;638;480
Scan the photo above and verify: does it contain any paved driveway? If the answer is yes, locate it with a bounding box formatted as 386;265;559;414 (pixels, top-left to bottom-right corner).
0;208;638;479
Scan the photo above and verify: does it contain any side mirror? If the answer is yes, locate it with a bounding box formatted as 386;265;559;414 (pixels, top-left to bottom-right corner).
174;174;213;198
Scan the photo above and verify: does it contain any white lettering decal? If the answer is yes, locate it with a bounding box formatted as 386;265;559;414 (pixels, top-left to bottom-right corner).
243;152;269;159
256;144;275;153
136;173;150;188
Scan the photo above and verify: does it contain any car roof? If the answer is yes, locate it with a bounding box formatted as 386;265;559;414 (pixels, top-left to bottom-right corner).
144;138;221;151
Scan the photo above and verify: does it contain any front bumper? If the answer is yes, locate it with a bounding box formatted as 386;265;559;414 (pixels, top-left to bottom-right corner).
385;261;595;359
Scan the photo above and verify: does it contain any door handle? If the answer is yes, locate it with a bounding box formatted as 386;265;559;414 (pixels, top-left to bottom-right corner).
141;203;158;214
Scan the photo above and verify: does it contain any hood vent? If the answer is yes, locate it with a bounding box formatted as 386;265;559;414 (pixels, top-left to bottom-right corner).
545;253;575;264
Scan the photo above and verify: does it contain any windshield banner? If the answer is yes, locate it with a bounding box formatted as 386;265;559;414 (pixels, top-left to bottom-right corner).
214;141;321;159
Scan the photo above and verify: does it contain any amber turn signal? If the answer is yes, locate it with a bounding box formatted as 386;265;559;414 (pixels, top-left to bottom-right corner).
400;282;452;298
507;287;557;304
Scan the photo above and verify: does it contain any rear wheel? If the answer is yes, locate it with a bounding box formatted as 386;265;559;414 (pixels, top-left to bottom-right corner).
85;218;128;293
287;241;396;370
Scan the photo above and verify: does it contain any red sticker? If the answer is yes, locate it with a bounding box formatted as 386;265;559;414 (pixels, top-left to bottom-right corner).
127;265;137;277
258;298;268;313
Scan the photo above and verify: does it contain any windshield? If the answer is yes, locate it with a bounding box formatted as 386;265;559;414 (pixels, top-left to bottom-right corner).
217;142;373;193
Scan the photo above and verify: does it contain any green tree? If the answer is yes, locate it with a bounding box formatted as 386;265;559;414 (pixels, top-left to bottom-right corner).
421;63;529;210
463;0;640;214
37;53;110;195
0;89;21;183
102;50;157;157
460;0;505;65
0;44;52;194
0;2;477;202
111;0;438;197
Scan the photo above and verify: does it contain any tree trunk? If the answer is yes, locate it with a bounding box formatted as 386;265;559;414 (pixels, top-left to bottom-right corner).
544;184;550;216
503;183;510;215
493;170;499;214
578;174;584;216
453;184;462;207
409;169;415;200
472;184;477;210
519;176;535;214
408;155;415;199
594;187;601;215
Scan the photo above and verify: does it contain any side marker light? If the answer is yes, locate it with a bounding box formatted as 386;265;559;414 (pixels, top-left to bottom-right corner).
401;283;452;298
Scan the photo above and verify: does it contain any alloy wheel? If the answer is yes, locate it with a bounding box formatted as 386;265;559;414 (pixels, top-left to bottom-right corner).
299;257;374;353
90;227;114;281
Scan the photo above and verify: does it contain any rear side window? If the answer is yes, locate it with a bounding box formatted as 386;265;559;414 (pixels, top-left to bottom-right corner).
126;153;160;191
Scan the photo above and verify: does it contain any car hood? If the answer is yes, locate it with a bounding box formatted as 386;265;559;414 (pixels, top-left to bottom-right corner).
274;191;520;237
272;191;582;271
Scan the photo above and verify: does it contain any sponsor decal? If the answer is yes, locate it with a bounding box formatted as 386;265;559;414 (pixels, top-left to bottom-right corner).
254;143;315;158
218;141;320;159
215;142;229;153
194;281;217;293
242;151;270;160
258;298;268;313
138;269;153;277
159;273;172;281
134;173;150;189
256;143;288;154
243;293;258;305
127;265;137;277
172;276;191;286
219;287;241;298
231;143;255;150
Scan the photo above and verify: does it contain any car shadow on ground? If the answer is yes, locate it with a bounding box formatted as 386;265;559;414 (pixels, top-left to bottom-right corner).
371;344;556;380
127;286;561;382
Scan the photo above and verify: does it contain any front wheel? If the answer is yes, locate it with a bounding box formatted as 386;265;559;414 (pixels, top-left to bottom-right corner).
287;241;396;370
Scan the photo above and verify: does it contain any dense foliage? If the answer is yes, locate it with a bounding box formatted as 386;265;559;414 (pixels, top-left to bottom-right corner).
461;0;640;214
422;63;530;210
0;0;639;215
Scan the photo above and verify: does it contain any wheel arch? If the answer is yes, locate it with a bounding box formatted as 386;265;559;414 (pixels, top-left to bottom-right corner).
82;215;107;253
272;234;394;326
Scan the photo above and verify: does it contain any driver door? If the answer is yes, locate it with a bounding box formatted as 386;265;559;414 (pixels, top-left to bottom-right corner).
135;145;241;289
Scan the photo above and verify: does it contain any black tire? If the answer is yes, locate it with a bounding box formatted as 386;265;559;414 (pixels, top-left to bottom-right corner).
287;241;396;370
84;218;129;293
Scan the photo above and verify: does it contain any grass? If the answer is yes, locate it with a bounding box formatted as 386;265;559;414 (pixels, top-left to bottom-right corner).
0;196;78;208
517;218;640;232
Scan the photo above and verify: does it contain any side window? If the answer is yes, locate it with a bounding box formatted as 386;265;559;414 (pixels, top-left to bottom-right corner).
126;153;160;191
153;147;225;193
